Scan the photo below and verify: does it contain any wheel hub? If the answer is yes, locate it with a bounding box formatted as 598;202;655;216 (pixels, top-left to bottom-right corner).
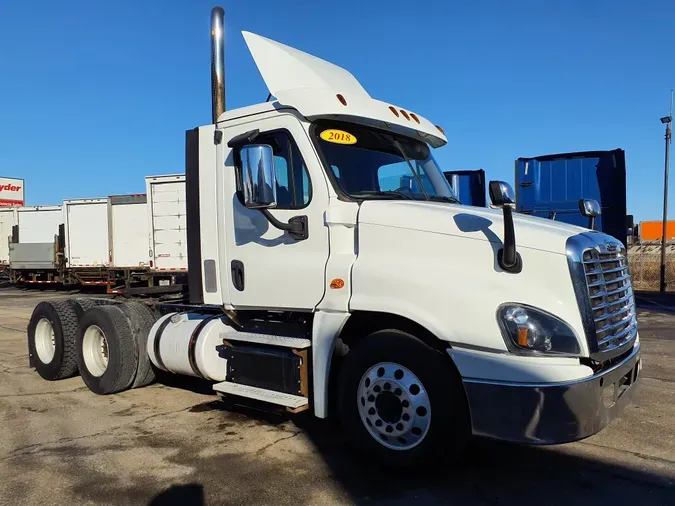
82;325;109;377
34;318;56;364
357;362;431;451
375;391;403;423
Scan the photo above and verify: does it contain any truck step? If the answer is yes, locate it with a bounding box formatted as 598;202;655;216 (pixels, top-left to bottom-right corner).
213;381;309;409
220;330;311;349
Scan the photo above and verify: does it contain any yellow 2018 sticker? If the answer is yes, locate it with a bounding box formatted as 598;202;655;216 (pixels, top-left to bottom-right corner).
320;129;357;145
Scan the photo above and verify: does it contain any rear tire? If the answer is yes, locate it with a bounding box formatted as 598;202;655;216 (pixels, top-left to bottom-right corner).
27;300;80;380
76;305;138;394
118;302;158;388
69;297;114;319
338;329;470;470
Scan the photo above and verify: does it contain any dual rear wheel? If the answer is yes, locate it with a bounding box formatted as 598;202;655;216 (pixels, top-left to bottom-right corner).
27;299;157;394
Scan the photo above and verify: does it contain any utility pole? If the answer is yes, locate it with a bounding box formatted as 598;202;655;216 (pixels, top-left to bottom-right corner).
659;90;673;293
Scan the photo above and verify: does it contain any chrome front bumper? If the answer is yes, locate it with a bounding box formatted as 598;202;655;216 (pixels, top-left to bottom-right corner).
462;342;641;444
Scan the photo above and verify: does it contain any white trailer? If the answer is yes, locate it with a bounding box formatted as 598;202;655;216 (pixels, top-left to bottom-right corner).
146;175;187;271
15;206;62;243
0;208;17;265
63;198;109;268
9;206;63;283
108;194;149;268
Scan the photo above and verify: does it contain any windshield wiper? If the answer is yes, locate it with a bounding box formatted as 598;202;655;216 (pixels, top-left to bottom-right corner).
428;195;459;204
392;139;430;201
352;191;413;200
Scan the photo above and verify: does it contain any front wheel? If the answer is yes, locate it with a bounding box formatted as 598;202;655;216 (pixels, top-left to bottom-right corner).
338;330;470;469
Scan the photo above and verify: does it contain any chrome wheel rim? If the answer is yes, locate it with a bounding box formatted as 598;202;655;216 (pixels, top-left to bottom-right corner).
357;362;431;451
35;318;55;364
82;325;109;377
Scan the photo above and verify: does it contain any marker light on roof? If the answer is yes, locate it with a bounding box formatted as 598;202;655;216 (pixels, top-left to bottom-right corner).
435;125;445;135
336;94;347;106
388;106;399;117
410;113;420;124
400;110;410;120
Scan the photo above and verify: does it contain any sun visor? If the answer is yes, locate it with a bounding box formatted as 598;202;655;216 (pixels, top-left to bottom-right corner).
242;32;447;147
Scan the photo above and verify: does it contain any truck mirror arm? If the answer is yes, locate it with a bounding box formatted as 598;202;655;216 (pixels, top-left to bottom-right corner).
260;209;309;241
498;206;522;273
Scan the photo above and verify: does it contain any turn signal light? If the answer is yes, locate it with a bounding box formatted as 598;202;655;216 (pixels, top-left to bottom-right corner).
517;328;528;347
330;278;345;289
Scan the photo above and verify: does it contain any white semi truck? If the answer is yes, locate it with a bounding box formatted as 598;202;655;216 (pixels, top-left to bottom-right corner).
26;7;641;467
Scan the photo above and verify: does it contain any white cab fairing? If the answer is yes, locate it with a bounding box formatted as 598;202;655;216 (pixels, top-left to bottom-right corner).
240;32;447;148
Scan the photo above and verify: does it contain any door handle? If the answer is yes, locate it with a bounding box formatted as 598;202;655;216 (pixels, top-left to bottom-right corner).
231;260;245;291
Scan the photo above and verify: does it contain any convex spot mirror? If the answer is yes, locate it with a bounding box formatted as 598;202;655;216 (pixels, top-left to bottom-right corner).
579;199;601;218
489;181;515;207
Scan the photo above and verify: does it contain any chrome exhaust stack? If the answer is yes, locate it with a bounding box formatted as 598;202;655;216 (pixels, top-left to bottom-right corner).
210;6;225;123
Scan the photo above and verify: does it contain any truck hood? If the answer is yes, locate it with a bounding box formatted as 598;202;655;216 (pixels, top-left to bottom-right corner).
357;200;590;254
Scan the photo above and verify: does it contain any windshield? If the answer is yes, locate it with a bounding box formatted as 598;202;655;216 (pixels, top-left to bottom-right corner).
312;120;458;202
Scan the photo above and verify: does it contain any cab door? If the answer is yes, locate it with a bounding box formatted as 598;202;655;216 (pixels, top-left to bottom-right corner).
224;116;329;310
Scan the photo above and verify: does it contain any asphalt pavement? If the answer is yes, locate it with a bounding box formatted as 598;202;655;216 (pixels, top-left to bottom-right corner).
1;287;673;505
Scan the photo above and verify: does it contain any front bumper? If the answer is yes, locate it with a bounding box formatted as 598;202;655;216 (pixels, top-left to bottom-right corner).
462;342;641;444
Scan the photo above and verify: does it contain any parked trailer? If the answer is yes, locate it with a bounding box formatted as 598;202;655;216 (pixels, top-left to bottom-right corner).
109;194;149;268
9;206;64;284
0;208;17;264
0;208;17;278
515;149;627;246
146;175;187;271
63;198;110;286
26;7;641;470
638;220;675;243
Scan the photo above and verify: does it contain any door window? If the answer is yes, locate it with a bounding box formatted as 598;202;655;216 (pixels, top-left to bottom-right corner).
239;131;311;209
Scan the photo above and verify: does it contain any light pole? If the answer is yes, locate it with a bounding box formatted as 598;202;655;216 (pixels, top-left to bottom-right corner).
659;93;672;293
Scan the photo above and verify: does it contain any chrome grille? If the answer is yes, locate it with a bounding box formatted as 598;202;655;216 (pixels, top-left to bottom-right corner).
582;247;637;352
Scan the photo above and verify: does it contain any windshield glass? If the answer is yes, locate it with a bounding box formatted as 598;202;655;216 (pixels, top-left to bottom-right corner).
312;120;457;202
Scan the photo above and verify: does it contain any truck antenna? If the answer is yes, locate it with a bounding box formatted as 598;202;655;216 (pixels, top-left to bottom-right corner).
210;6;226;123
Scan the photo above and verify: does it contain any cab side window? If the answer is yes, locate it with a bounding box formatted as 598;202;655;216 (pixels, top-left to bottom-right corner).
246;131;312;209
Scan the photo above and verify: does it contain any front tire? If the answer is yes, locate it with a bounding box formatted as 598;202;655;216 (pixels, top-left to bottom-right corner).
338;330;470;469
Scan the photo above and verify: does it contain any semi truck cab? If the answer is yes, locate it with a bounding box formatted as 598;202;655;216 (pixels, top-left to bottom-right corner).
27;8;641;468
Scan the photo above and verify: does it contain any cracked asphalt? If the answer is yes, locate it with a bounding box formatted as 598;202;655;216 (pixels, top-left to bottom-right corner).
1;287;674;505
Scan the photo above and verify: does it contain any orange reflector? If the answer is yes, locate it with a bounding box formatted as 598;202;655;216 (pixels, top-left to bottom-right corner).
388;106;399;117
336;94;347;106
517;328;529;347
435;125;445;135
330;278;345;289
400;109;410;120
410;113;420;124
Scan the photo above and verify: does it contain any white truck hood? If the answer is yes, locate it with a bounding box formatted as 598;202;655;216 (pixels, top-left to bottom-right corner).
357;200;589;255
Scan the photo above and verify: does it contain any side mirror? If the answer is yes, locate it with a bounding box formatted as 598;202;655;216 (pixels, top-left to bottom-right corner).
488;180;521;273
578;199;601;230
488;181;515;207
240;144;277;209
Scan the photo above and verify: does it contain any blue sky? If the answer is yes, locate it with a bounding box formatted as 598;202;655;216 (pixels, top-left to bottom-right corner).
1;0;673;222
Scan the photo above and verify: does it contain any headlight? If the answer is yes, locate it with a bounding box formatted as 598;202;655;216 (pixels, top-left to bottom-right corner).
497;304;581;356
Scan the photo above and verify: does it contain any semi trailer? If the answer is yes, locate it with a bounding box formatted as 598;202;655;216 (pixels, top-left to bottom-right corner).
9;206;64;284
6;178;187;291
26;7;641;467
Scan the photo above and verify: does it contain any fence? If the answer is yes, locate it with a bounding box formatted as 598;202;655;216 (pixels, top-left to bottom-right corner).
628;244;675;292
